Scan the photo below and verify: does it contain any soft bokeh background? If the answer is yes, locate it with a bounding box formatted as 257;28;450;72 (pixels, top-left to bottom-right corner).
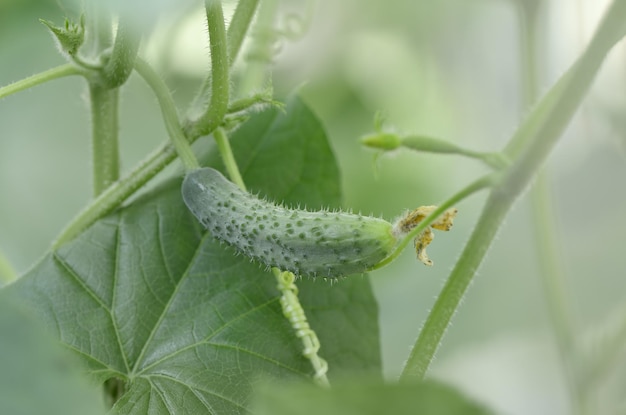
1;0;625;414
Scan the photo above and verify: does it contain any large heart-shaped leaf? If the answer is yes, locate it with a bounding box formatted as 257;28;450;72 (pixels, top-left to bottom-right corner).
4;95;381;414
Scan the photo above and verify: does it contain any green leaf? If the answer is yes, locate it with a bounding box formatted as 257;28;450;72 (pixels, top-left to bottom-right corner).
0;299;106;415
253;379;494;415
4;95;381;414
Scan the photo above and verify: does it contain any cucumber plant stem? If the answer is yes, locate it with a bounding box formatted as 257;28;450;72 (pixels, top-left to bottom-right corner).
186;0;259;118
227;0;260;66
101;16;141;88
400;0;626;381
238;0;279;95
213;128;246;190
53;140;181;249
0;64;83;100
184;0;230;138
89;84;120;196
134;58;199;171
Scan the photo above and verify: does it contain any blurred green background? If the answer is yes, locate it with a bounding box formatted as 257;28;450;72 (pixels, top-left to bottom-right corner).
1;0;625;414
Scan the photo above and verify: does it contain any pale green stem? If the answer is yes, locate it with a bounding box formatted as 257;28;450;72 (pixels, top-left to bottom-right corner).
213;128;245;189
134;58;199;171
238;0;279;95
82;0;119;198
582;304;626;390
530;174;575;348
185;0;230;138
400;0;626;381
101;16;141;88
0;64;83;100
401;135;508;169
227;0;261;65
227;90;279;114
361;133;510;170
89;84;120;196
186;0;259;117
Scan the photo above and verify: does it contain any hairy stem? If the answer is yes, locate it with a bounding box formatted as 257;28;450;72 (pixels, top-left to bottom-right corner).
213;128;245;189
0;64;83;100
89;84;120;196
530;173;576;350
186;0;259;118
238;0;279;95
227;90;278;114
101;16;141;88
227;0;261;65
134;58;199;171
184;0;230;138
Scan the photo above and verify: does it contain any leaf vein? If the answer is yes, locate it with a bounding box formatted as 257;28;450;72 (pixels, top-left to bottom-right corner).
131;230;213;374
206;342;308;376
112;219;132;372
137;296;279;373
149;373;252;413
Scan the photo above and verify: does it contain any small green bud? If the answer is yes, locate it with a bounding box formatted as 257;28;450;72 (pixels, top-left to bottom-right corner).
360;133;402;151
40;15;85;57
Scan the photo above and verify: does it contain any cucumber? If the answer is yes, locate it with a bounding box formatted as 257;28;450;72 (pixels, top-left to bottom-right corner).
182;167;398;278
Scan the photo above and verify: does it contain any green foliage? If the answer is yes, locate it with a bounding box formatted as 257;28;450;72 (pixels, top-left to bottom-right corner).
4;97;381;414
2;1;626;414
253;379;494;415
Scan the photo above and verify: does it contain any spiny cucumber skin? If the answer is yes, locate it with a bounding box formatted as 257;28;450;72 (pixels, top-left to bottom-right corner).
182;168;397;278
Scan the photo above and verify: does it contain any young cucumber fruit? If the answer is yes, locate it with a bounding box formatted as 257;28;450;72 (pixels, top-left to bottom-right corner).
182;167;456;278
